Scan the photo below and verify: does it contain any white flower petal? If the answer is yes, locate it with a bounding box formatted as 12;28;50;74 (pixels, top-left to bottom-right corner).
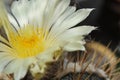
60;35;84;42
61;8;94;27
4;59;22;74
4;58;35;74
7;13;20;30
48;0;71;26
48;6;76;38
59;36;86;48
4;59;29;80
0;43;13;53
60;26;96;38
28;0;48;27
0;52;12;60
52;9;94;35
0;56;14;72
0;35;9;45
11;0;30;27
14;62;28;80
11;0;48;27
64;42;86;51
44;0;71;37
57;26;95;47
43;0;60;26
44;0;70;27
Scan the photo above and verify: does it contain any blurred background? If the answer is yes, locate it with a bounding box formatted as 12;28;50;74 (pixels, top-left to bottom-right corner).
3;0;120;56
70;0;120;57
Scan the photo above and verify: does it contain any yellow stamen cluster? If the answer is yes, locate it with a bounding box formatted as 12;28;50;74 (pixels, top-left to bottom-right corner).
10;25;46;58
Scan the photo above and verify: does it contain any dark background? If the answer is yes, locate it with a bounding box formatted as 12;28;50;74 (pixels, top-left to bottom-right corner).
71;0;120;56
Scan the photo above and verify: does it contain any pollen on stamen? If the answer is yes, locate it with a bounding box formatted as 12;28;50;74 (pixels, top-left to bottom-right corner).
9;25;47;58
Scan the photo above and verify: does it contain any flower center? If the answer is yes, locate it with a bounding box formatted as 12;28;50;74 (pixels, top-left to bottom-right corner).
10;25;46;58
